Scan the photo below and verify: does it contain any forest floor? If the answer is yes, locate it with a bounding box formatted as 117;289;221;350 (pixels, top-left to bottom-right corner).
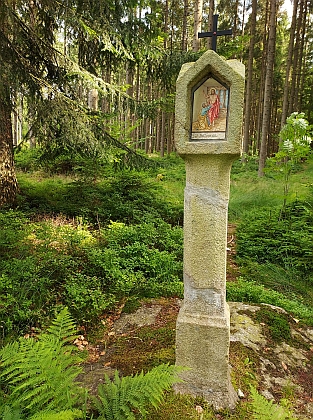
76;225;313;419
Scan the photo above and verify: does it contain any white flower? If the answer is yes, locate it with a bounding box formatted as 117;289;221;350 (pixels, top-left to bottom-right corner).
294;118;308;130
282;139;294;152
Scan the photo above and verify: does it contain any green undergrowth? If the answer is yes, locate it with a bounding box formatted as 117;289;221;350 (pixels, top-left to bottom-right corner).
2;151;313;339
229;154;313;222
227;278;313;326
0;308;185;420
233;197;313;320
17;169;183;227
0;210;183;340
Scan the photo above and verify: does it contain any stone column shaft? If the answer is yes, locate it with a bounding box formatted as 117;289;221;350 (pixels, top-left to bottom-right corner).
175;154;237;409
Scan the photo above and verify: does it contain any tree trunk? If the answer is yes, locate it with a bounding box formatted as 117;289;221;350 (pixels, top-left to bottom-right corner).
0;87;18;207
164;0;169;49
256;0;269;150
192;0;203;52
242;0;257;157
181;0;189;51
280;0;299;127
233;0;240;38
160;111;166;157
295;0;307;112
88;89;98;111
258;0;277;177
207;0;214;50
288;0;304;116
299;19;308;112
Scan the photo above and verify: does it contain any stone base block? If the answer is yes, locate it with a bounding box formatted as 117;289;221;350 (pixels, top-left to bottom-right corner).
175;305;238;409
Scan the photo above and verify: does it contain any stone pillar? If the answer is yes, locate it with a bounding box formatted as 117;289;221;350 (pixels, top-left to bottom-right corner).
174;50;245;409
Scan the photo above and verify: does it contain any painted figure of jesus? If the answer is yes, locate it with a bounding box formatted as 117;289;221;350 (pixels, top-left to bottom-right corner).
204;88;220;126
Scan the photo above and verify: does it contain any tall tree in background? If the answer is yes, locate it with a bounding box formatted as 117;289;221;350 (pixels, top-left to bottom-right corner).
243;0;257;156
0;0;64;206
207;0;214;50
193;0;203;51
258;0;277;176
181;0;189;51
288;0;305;115
0;84;18;207
281;0;299;127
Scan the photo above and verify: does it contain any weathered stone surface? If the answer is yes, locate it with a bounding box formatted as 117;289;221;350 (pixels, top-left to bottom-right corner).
229;302;313;419
174;50;244;409
113;305;163;334
175;304;238;409
229;302;267;351
175;50;245;156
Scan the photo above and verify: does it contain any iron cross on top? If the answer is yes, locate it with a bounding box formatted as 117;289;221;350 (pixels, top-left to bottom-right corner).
198;14;232;51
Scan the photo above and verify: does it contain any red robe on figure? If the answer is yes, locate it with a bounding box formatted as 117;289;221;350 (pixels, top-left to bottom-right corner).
208;94;220;125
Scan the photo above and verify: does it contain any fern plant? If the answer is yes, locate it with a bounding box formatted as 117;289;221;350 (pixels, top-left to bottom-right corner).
1;405;22;420
93;364;183;420
28;409;83;420
250;387;297;420
1;407;83;420
0;308;87;417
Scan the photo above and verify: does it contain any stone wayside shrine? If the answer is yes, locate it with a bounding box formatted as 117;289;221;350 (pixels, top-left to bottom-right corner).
174;50;245;409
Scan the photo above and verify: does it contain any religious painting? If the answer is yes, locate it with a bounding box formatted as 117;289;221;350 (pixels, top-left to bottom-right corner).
191;77;229;140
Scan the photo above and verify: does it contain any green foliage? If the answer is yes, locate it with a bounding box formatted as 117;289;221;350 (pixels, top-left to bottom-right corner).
1;405;22;420
17;171;183;226
28;410;83;420
64;274;117;324
0;211;30;257
14;149;42;173
266;113;312;208
92;364;183;420
0;308;86;417
236;202;313;276
234;198;313;318
250;387;297;420
0;201;183;335
0;408;83;420
226;278;313;325
0;309;183;420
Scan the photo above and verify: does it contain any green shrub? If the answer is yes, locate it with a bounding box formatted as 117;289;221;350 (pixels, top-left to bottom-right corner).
0;211;30;258
64;274;116;324
17;171;183;226
104;220;183;259
14;148;42;172
236;201;313;275
0;210;184;337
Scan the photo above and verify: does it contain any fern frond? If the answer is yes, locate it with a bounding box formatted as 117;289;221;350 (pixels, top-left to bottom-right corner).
1;405;22;420
29;409;83;420
93;364;184;420
47;307;78;343
0;308;87;417
250;387;297;420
